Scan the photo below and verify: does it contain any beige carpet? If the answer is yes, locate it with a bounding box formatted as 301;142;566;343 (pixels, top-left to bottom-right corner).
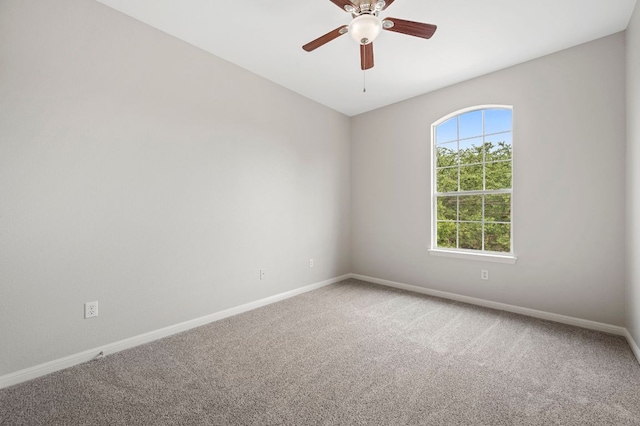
1;279;639;425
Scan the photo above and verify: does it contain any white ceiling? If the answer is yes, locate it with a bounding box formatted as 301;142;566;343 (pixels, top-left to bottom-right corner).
96;0;637;116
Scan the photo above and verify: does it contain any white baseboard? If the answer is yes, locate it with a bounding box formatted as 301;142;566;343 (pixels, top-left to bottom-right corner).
349;274;627;336
0;274;350;390
3;273;638;390
625;329;640;365
349;273;640;364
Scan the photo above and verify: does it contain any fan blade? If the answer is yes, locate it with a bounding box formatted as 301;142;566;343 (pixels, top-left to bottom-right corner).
383;18;437;39
382;0;396;10
329;0;357;11
303;26;348;52
360;43;374;70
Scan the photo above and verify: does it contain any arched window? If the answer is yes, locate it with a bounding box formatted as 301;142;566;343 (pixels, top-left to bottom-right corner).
431;106;514;260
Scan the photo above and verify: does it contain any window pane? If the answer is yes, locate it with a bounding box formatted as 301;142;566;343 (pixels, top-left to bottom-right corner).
459;222;482;250
459;137;483;165
459;195;482;221
485;161;512;190
437;167;458;193
485;109;512;134
436;143;458;168
485;132;512;162
484;223;511;252
484;194;511;223
436;117;458;144
437;196;457;221
459;164;483;191
459;110;483;139
437;222;457;248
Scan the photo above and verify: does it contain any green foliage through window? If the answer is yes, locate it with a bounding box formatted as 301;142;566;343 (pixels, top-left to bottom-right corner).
434;108;513;253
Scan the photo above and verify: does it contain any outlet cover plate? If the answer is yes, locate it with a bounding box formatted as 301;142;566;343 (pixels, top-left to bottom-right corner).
85;301;98;319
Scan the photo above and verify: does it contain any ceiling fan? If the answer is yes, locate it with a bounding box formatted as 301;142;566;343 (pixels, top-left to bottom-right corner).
302;0;437;70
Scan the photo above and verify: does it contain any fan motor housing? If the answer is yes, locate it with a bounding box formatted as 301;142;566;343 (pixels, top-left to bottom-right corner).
348;1;386;17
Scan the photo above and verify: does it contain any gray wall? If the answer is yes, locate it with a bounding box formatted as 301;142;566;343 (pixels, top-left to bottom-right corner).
0;0;351;376
627;3;640;344
351;34;627;326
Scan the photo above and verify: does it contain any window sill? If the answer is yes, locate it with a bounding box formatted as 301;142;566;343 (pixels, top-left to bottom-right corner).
428;249;517;264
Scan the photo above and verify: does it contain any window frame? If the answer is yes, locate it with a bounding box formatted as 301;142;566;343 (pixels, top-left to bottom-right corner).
429;105;517;264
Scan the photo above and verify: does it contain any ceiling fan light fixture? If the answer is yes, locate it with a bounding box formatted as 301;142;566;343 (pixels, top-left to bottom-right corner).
348;14;382;45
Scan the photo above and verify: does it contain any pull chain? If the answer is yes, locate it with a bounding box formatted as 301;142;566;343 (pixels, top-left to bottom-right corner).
363;69;367;93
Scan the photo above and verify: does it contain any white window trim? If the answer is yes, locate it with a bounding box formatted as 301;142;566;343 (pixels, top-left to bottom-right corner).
428;248;517;264
430;105;516;263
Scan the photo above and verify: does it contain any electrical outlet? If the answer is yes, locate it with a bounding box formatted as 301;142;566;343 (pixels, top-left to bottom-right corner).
481;270;489;281
85;301;98;319
309;259;314;268
260;269;265;280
